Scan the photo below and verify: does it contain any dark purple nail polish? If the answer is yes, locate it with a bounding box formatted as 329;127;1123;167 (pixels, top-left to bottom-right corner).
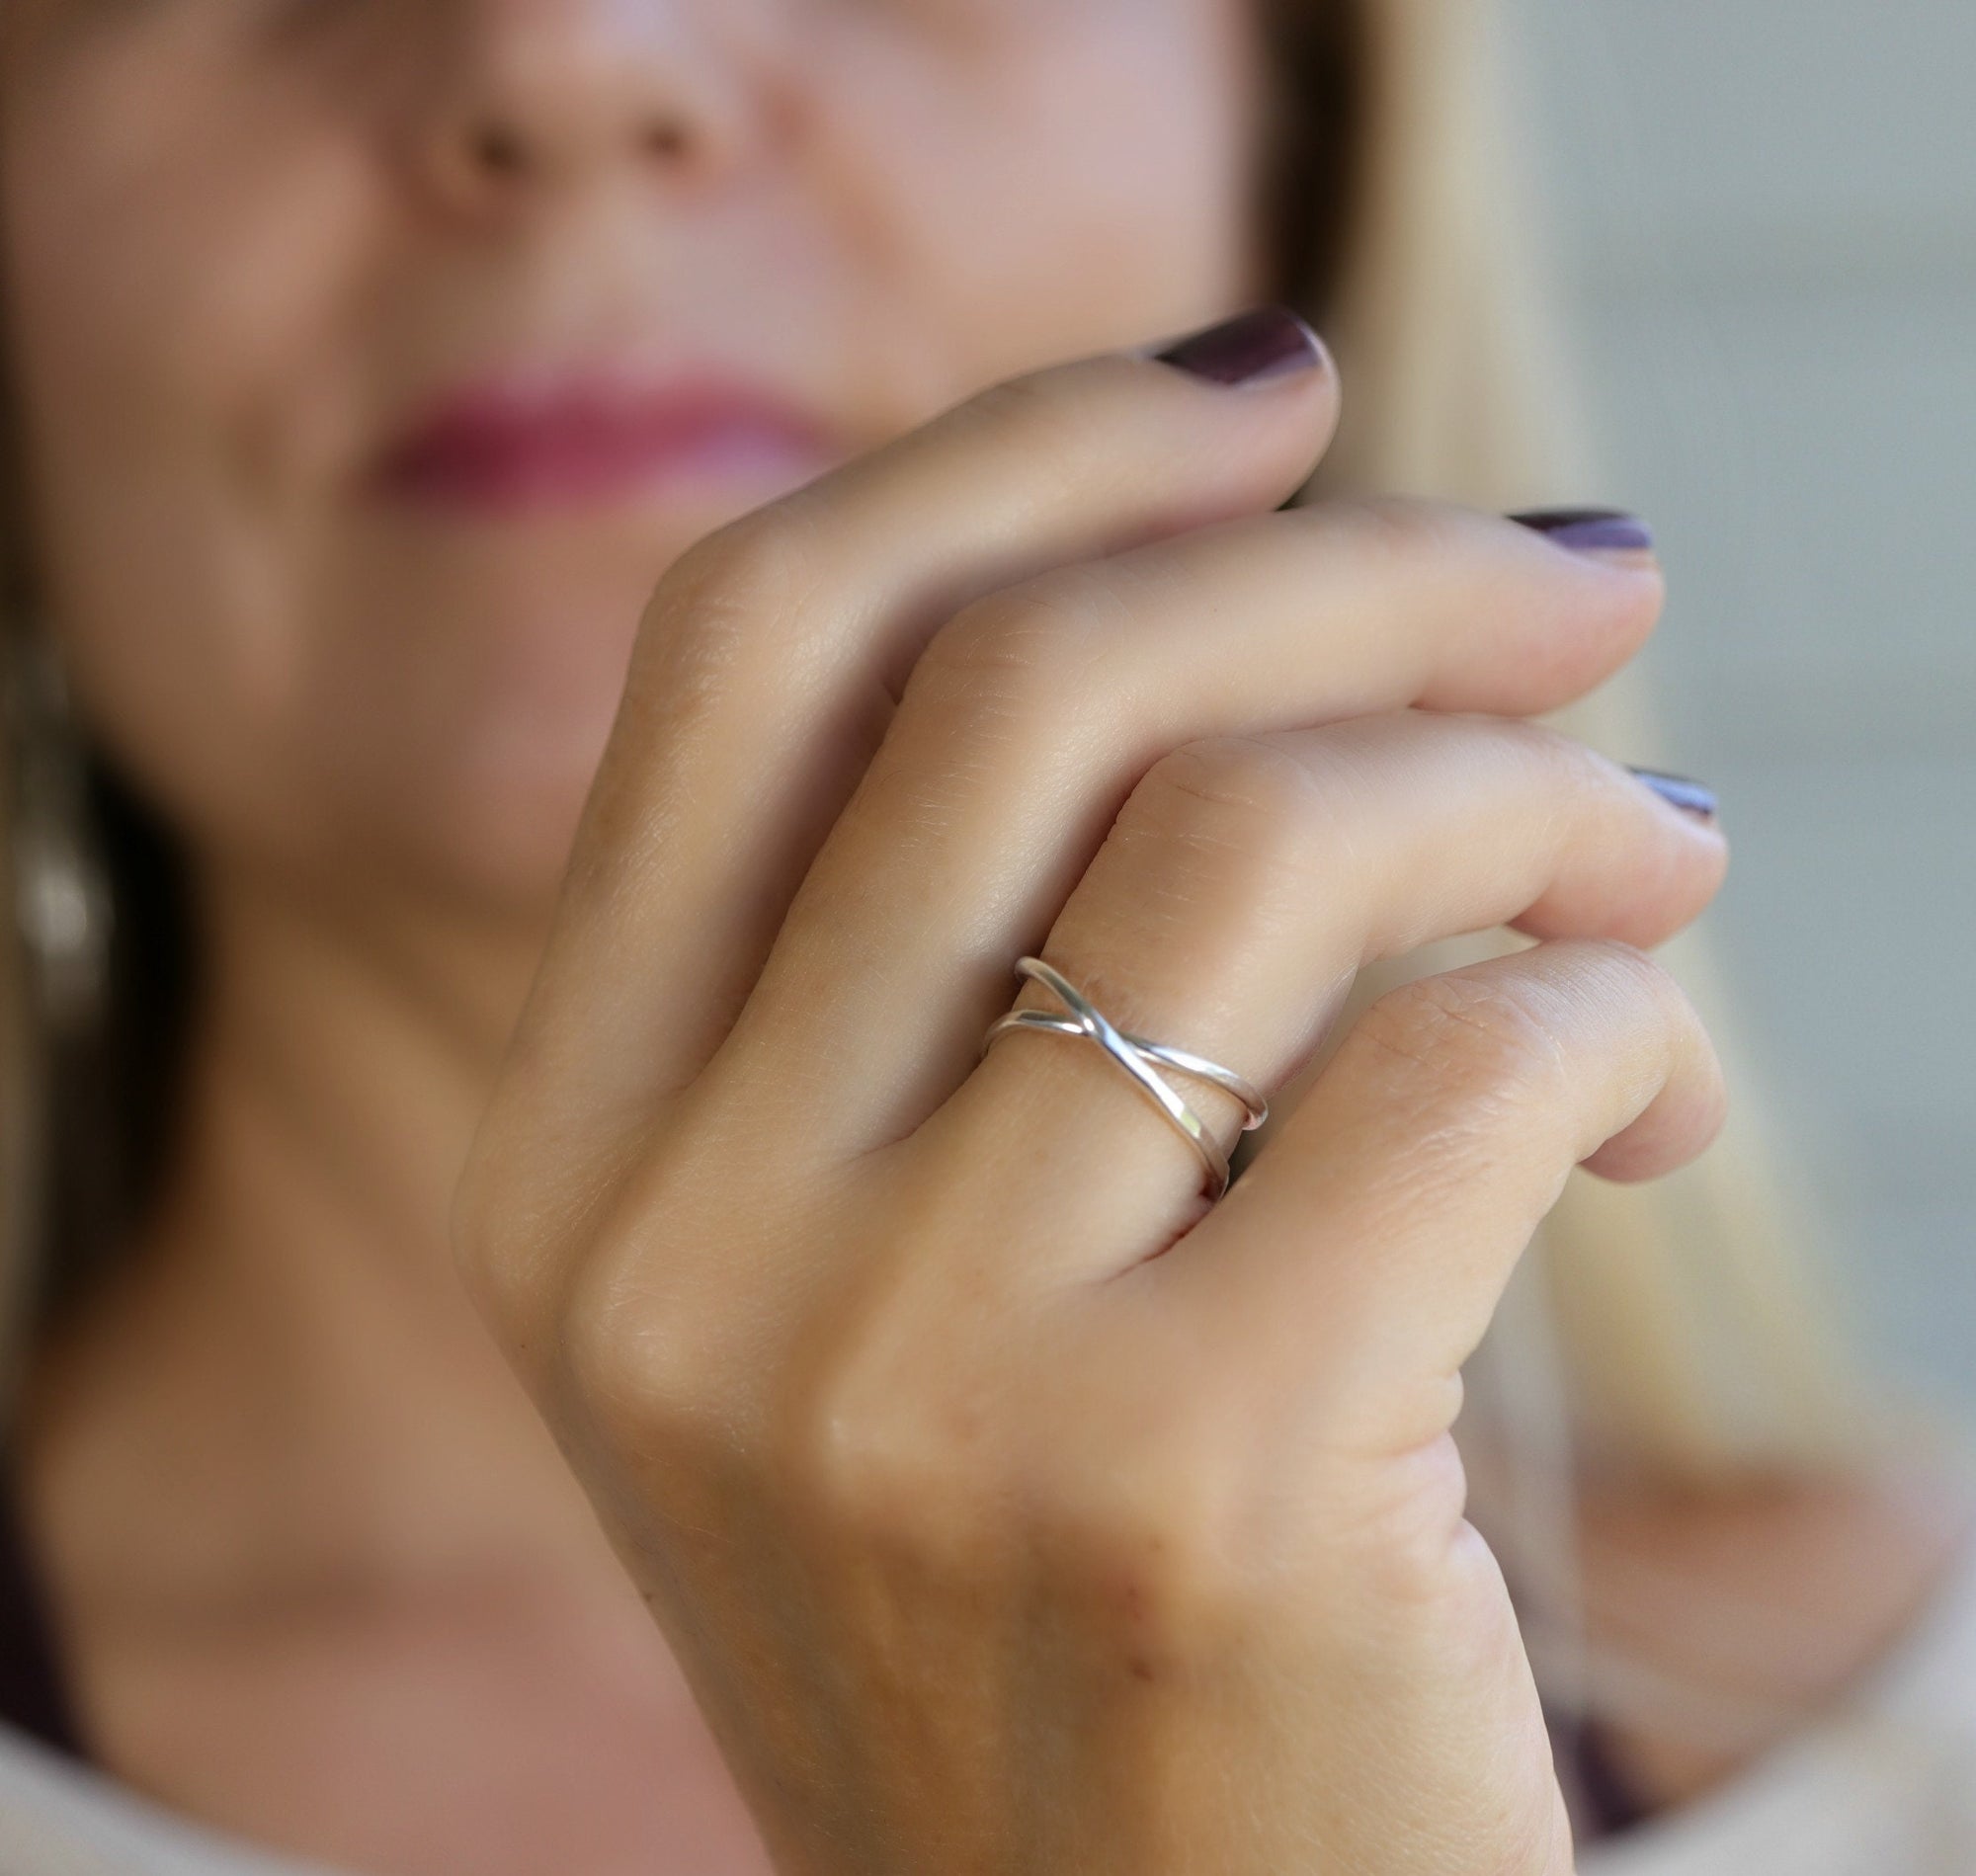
1626;766;1718;821
1511;507;1656;556
1144;305;1328;386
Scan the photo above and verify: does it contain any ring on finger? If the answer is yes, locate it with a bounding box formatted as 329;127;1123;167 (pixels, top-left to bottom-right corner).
980;956;1268;1200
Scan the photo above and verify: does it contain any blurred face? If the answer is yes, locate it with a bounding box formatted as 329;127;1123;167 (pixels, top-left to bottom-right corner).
0;1;1276;911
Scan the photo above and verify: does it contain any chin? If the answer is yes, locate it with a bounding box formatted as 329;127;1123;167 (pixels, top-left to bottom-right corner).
318;561;653;893
366;750;599;925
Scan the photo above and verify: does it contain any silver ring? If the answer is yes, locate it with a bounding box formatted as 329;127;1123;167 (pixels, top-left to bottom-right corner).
978;956;1268;1201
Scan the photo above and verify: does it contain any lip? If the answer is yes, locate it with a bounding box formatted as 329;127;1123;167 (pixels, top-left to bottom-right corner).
370;367;843;517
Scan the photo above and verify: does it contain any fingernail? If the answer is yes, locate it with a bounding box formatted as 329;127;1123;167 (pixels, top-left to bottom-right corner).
1626;765;1718;822
1511;507;1656;557
1140;305;1329;386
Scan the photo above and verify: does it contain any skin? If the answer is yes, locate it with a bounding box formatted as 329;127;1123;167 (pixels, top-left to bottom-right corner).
3;3;1971;1873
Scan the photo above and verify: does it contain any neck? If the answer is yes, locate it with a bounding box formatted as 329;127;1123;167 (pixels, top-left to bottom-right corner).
22;848;627;1610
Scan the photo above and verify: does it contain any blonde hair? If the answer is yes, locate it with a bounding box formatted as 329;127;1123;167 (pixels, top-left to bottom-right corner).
0;0;1950;1777
1300;0;1889;1478
1285;0;1959;1754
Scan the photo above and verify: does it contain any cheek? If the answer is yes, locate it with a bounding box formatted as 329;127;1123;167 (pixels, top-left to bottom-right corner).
2;43;387;866
816;0;1266;400
0;0;1273;923
1;36;611;906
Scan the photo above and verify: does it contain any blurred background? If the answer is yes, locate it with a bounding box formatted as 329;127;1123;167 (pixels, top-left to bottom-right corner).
1508;0;1975;1402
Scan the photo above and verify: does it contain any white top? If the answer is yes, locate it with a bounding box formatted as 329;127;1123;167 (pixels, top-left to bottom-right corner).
6;1534;1976;1874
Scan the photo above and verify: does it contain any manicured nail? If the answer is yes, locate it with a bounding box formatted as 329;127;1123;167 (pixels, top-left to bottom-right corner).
1626;766;1718;821
1141;305;1329;386
1511;507;1655;556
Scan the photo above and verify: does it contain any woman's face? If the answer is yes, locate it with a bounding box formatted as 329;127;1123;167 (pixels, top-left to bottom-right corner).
1;1;1277;911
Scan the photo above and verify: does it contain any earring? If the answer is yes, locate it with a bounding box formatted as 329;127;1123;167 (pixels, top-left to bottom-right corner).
7;625;113;1038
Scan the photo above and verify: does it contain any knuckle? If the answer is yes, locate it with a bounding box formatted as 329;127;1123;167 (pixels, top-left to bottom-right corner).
1319;492;1477;577
646;502;831;668
950;363;1112;483
548;1153;763;1460
449;1119;558;1357
1114;734;1344;912
556;1244;732;1459
1352;968;1573;1113
1137;733;1323;825
1572;931;1664;984
450;1098;663;1385
662;502;823;612
771;1343;1256;1657
1587;930;1672;984
1482;710;1579;774
1555;932;1671;1004
449;1121;509;1280
450;1184;513;1314
914;569;1121;719
1572;935;1692;1033
779;1352;1004;1577
1123;734;1336;885
1476;715;1619;815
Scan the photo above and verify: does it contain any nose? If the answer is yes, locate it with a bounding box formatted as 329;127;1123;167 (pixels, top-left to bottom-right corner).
402;1;756;215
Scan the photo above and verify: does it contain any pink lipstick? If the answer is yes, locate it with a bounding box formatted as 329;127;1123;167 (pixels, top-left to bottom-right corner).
372;371;840;516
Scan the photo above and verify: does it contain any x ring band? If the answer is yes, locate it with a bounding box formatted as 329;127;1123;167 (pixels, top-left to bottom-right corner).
979;956;1269;1201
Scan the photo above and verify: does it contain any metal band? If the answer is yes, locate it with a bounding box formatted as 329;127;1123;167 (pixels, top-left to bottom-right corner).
978;956;1268;1201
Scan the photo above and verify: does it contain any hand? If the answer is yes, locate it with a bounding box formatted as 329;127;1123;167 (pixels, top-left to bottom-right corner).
453;308;1727;1876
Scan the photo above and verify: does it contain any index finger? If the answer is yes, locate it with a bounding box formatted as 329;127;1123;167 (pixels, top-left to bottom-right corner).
494;310;1339;1140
